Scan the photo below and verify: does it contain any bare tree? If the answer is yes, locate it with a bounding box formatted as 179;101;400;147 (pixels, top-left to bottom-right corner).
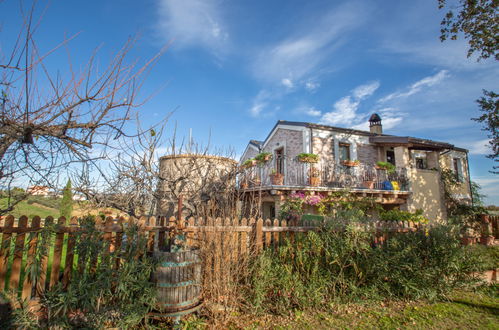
74;120;169;217
0;2;165;214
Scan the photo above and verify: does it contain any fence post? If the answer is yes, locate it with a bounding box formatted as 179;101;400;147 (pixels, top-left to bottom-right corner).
50;217;67;289
22;216;41;300
37;216;53;295
11;216;28;293
254;218;263;253
0;215;14;290
63;217;78;288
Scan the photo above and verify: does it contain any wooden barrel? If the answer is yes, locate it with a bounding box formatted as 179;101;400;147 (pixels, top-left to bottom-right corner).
152;249;202;313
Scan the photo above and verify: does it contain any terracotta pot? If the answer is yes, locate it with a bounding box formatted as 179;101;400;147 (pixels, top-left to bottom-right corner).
363;180;375;189
309;176;320;187
480;235;495;246
298;156;318;163
270;174;284;185
342;161;359;167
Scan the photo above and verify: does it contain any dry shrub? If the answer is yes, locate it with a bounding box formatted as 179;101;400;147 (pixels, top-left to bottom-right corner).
189;218;255;326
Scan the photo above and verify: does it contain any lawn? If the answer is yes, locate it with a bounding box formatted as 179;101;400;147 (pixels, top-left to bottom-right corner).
184;288;499;329
0;198;60;219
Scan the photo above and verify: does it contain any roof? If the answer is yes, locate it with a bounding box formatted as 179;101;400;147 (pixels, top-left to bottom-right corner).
369;136;454;151
246;120;468;153
369;113;382;122
249;140;263;148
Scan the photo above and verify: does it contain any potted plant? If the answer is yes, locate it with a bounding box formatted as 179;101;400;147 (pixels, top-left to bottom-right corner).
255;152;272;165
342;159;360;167
308;167;321;187
242;158;257;168
269;169;284;185
297;153;319;163
375;161;395;174
362;171;375;189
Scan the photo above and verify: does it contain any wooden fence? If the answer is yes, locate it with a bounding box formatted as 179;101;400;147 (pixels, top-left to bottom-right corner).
0;214;420;303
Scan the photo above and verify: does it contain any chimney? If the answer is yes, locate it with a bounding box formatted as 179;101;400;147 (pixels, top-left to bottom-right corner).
369;113;382;134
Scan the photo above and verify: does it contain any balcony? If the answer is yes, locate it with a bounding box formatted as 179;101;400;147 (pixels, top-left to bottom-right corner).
238;158;410;194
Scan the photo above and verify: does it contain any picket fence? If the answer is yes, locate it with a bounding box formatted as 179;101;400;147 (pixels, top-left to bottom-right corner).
0;214;420;303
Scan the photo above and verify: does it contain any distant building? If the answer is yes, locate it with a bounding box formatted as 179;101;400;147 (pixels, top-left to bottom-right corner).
26;186;50;196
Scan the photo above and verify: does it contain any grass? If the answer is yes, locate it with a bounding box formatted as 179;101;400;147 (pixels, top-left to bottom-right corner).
180;288;499;329
0;198;60;219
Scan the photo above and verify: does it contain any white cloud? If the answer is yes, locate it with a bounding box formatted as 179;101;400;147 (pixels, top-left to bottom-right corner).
251;2;366;84
321;96;359;126
353;81;380;99
320;81;380;126
305;81;320;92
379;70;449;103
474;176;499;205
281;78;294;89
460;139;491;155
157;0;228;53
249;90;270;117
305;107;322;117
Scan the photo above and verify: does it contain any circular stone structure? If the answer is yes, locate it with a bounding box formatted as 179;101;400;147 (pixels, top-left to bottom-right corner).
157;154;238;219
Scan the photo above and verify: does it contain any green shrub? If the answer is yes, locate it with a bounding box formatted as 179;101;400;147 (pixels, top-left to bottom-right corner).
369;225;478;300
380;209;429;224
10;217;158;328
247;222;481;315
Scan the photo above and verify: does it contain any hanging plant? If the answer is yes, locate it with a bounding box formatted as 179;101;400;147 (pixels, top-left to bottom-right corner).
242;158;257;168
255;152;272;164
376;161;396;173
297;153;319;163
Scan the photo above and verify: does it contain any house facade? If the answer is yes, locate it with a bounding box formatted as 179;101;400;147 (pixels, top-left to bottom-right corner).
239;115;472;222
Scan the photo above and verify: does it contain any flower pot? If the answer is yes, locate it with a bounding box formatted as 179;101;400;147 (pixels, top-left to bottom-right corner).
363;180;375;189
270;174;284;185
480;235;495;246
309;176;320;187
342;160;359;167
262;154;271;162
298;156;318;163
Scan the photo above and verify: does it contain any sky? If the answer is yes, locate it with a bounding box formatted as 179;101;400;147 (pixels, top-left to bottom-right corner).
1;0;498;204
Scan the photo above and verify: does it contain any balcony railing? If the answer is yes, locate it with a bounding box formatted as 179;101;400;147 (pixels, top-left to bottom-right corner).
239;158;410;191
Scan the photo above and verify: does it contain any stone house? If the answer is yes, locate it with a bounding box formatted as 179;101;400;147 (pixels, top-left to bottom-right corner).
239;115;472;222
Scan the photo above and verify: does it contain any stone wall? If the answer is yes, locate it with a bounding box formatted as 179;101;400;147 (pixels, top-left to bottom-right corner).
312;135;334;163
357;143;378;165
262;128;304;185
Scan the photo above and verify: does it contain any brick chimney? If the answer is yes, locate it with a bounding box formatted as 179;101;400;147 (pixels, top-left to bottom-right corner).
369;113;382;134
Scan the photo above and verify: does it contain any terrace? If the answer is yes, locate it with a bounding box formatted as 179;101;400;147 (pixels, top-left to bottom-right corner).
238;158;411;204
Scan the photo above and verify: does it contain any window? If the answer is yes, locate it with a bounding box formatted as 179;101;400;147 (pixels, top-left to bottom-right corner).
339;143;350;161
386;150;395;166
413;151;428;169
453;158;464;182
275;148;284;175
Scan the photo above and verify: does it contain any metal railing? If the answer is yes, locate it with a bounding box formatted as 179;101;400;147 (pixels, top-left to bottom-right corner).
239;158;409;191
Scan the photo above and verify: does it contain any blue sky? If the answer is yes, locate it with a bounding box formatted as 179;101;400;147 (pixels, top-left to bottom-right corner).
1;0;498;204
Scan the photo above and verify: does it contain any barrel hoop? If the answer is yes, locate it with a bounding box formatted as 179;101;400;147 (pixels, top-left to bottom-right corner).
161;298;200;308
160;261;198;267
156;280;199;288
